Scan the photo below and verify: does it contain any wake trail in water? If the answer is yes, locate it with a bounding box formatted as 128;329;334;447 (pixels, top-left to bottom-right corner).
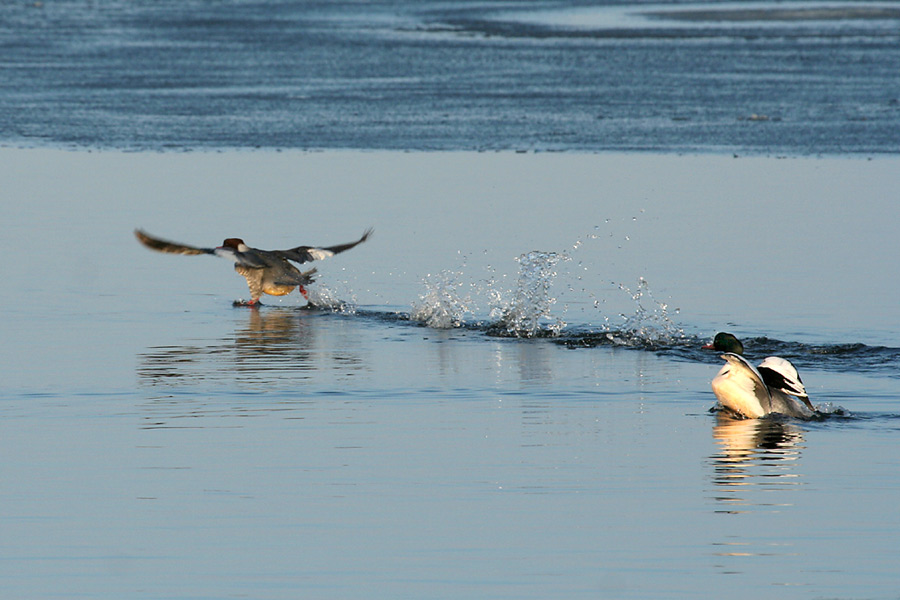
305;219;900;378
320;302;900;378
316;280;900;380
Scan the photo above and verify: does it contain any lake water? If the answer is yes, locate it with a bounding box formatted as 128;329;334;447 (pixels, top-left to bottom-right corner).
2;1;900;599
3;149;899;599
2;0;899;154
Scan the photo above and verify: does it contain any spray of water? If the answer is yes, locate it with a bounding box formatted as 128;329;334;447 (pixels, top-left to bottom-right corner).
407;212;686;345
307;284;357;314
410;251;568;337
605;277;684;346
488;251;567;338
410;270;474;329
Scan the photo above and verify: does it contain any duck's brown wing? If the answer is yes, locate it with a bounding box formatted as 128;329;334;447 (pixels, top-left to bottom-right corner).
135;230;215;256
274;268;317;287
275;228;372;265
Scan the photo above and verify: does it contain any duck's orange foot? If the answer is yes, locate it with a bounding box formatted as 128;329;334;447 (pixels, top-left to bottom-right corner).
232;299;262;307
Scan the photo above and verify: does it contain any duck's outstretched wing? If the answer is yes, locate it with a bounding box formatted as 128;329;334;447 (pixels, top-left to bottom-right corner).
274;267;317;287
758;356;816;412
135;230;215;256
718;352;773;414
275;228;372;265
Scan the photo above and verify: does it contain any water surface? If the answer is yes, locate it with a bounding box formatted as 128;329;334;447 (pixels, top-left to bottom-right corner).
1;0;899;153
1;149;899;599
2;2;899;597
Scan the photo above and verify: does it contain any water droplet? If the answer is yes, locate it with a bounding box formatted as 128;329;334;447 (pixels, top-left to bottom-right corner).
489;251;567;338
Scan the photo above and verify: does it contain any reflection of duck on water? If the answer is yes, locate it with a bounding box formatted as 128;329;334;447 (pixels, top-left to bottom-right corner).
704;332;817;420
138;308;319;384
710;413;804;514
712;412;803;465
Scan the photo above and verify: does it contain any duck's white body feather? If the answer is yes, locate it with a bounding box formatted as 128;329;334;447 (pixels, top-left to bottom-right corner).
711;353;770;419
711;353;815;419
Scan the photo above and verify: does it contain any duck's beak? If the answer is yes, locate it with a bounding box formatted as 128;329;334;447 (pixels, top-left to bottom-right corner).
702;342;715;349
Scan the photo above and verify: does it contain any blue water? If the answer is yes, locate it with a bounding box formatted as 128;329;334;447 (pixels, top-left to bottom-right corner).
2;2;900;598
3;149;899;599
1;0;899;154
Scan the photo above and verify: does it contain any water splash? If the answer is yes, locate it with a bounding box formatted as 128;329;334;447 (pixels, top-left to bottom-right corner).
814;402;850;417
607;277;684;346
562;277;685;348
410;270;474;329
487;250;567;338
307;284;357;314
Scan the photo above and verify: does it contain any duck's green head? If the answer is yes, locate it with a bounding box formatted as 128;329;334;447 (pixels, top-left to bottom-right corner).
703;332;744;355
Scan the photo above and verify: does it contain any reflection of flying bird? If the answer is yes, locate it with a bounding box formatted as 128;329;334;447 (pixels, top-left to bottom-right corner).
704;332;816;419
136;228;372;306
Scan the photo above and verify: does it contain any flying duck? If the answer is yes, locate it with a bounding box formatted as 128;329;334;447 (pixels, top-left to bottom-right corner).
136;228;372;306
704;332;816;419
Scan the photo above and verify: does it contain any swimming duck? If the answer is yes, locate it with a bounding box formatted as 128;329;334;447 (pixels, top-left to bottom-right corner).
136;228;372;306
704;332;816;419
